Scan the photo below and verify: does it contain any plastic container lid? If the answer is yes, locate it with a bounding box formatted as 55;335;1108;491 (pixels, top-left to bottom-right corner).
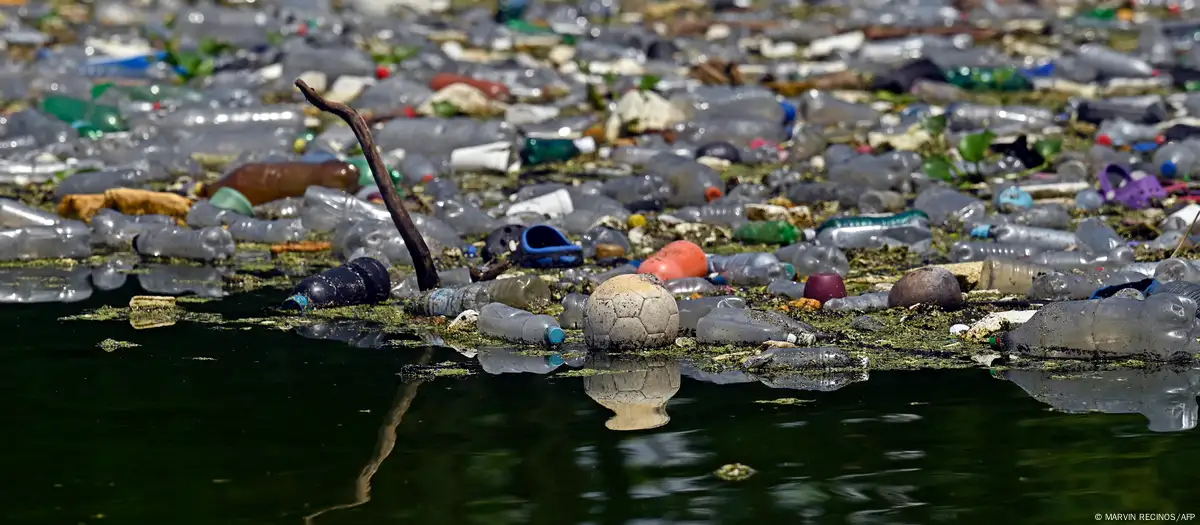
208;187;254;216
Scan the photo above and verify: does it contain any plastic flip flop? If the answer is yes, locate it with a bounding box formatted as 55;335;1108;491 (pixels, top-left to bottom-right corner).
516;224;583;268
1098;163;1166;209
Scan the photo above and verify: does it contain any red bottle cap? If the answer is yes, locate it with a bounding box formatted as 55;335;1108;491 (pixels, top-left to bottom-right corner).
1096;134;1113;147
375;65;391;80
705;186;724;201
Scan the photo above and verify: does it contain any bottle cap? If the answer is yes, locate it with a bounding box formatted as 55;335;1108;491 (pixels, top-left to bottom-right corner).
208;187;254;216
1162;161;1179;178
283;294;311;311
780;101;797;124
704;186;724;201
545;326;566;345
781;263;796;280
970;224;992;238
573;136;597;154
351;159;404;188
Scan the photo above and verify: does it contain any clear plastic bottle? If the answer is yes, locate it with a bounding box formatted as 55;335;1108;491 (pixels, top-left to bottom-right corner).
673;203;747;227
979;258;1051;294
559;293;588;329
1155;258;1200;284
53;161;170;198
477;302;566;346
225;215;306;243
1075;189;1105;211
708;252;780;273
254;197;305;220
719;262;796;286
437;197;503;237
858;190;905;213
950;242;1043;263
390;267;473;299
795;90;881;127
1032;247;1135;271
914;186;986;228
644;153;725;206
1075;217;1126;254
1014;205;1072;230
133;225;236;262
822;292;890;312
1153;139;1200;178
767;280;806;299
1028;269;1145;301
0;198;61;228
776;243;850;276
696;307;818;345
0;221;92;261
413;275;552;316
581;227;631;259
816;215;932;250
677;296;746;334
975;224;1079;250
92;209;176;248
997;294;1200;360
602;174;672;207
300;186;390;232
665;277;717;295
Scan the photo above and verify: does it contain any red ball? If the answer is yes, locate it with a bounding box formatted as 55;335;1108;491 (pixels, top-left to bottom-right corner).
803;273;847;304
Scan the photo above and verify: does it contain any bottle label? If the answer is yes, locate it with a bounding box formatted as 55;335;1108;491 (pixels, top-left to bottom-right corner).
425;288;456;316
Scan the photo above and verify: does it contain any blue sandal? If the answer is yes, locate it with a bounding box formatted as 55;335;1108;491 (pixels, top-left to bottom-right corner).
516;224;583;268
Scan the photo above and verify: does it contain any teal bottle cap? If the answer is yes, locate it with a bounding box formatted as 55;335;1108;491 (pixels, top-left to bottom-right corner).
781;263;796;279
545;326;566;345
208;187;254;216
351;158;403;188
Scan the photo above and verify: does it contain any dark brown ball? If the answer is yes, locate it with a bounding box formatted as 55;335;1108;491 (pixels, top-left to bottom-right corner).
888;267;963;309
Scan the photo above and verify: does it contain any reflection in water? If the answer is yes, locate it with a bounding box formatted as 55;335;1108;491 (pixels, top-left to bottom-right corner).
0;268;92;303
91;254;138;291
296;321;391;349
477;347;565;375
1003;367;1200;432
138;264;227;297
757;368;869;392
584;354;681;431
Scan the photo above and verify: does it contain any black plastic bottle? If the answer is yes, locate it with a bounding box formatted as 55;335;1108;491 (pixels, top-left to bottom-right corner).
284;257;391;310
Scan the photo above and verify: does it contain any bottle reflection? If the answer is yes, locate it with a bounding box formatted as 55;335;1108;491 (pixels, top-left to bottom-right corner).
477;347;565;375
584;354;681;431
0;268;93;303
1002;367;1200;432
296;321;390;349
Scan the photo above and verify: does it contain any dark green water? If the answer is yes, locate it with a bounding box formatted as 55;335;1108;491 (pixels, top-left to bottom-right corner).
4;280;1200;525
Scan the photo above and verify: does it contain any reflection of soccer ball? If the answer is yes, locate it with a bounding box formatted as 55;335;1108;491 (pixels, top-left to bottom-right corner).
585;274;679;351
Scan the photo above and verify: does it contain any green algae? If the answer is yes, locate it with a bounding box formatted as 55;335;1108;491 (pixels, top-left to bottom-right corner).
98;338;139;352
754;398;815;405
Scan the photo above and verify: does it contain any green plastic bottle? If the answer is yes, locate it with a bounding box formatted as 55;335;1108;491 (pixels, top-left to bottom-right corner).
41;94;127;133
734;221;800;245
519;136;596;166
944;67;1032;92
816;210;930;233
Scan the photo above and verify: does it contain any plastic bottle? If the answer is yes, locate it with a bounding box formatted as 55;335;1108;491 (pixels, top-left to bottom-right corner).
581;227;631;259
92;209;177;248
914;186;986;228
602;174;672;207
815;211;933;249
979;258;1051;294
776;243;851;276
300;186;391;232
559;293;588;329
283;258;392;311
413;275;552;316
1014;205;1072;230
644;153;725;206
734;220;799;245
1075;217;1126;254
767;280;807;299
666;277;717;295
1155;258;1200;284
858;190;905;213
1075;189;1105;211
796;89;881;127
0;221;92;261
996;294;1200;360
708;252;780;273
639;240;709;281
437;197;503;237
200;161;360;205
822;291;890;311
673;204;747;227
1076;43;1158;79
1152;139;1200;178
225;215;307;244
519;136;596;166
950;242;1043;263
696;307;818;345
133;225;236;262
477;302;566;346
677;296;746;334
391;268;473;299
974;224;1079;250
1028;269;1146;301
0;198;62;228
1031;248;1136;271
53;162;174;198
719;262;796;286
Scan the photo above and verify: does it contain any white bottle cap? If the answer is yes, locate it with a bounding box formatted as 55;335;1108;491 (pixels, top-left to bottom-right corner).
572;136;597;154
506;188;575;218
450;141;512;173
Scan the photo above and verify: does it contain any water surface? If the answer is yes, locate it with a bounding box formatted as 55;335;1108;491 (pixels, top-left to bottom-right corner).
3;280;1198;525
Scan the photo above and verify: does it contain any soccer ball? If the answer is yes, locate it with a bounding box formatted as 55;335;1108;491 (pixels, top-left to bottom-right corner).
584;274;679;351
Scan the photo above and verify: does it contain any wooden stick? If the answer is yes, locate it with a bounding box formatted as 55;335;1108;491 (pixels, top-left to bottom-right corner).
1171;209;1200;259
294;79;441;290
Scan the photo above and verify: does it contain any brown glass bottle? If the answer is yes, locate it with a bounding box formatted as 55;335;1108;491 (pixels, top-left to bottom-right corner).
199;161;360;205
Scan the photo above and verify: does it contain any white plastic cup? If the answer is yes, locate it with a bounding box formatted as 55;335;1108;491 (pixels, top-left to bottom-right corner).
506;188;575;218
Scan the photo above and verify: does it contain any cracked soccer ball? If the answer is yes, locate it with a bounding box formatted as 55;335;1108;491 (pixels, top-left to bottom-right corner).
584;274;679;350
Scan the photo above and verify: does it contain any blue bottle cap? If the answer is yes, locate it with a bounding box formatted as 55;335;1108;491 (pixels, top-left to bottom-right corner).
1162;161;1179;178
627;259;643;268
997;186;1034;210
969;224;992;238
711;274;728;285
284;294;311;311
545;326;566;345
547;353;565;366
780;101;797;124
1131;141;1159;153
464;245;478;257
